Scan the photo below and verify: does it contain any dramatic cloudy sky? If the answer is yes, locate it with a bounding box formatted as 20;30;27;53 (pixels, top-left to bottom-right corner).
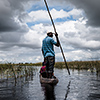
0;0;100;63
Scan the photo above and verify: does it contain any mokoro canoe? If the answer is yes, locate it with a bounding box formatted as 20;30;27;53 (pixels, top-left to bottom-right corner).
40;75;59;85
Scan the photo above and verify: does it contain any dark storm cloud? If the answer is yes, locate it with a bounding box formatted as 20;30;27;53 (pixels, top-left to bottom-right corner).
0;32;24;43
67;0;100;27
0;0;42;53
0;42;40;51
48;0;100;27
0;0;32;32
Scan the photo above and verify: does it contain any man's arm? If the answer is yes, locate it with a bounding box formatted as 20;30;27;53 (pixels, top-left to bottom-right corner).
55;33;60;47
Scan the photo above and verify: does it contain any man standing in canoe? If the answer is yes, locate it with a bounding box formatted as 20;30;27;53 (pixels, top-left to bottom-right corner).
42;32;60;78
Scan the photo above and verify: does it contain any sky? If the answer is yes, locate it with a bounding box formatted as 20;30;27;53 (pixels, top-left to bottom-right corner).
0;0;100;63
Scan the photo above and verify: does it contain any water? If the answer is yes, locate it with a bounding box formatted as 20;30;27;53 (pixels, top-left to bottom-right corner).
0;67;100;100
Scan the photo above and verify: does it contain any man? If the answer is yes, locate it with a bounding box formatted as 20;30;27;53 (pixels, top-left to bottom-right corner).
42;32;60;78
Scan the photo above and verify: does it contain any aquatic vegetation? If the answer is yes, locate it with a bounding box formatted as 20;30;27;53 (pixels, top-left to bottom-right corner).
0;60;100;80
54;60;100;75
0;63;36;85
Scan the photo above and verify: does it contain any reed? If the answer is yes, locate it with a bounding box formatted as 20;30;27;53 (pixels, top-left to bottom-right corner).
55;60;100;74
16;60;100;74
0;60;100;78
0;63;35;85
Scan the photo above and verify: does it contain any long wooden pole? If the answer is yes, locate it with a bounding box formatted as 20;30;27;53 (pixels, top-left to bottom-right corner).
44;0;70;75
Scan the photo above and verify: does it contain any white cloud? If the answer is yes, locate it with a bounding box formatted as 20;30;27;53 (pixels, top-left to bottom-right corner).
56;49;93;61
68;9;84;19
29;10;49;22
28;8;83;22
0;0;100;63
23;30;40;44
1;15;100;63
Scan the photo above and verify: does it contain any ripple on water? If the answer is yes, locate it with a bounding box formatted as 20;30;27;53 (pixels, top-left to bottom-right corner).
0;67;100;100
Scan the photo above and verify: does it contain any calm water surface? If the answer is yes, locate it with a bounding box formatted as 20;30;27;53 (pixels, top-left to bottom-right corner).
0;67;100;100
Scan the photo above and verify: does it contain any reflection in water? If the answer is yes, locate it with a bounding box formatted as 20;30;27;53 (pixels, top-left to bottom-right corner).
0;73;33;100
64;81;71;100
41;84;56;100
41;80;71;100
0;67;100;100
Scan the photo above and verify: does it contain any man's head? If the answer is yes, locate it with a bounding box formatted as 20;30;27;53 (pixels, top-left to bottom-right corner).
47;32;53;37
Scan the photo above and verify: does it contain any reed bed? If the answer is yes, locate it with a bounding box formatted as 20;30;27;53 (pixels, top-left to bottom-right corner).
0;60;100;80
0;63;36;85
18;60;100;75
55;60;100;75
15;60;100;74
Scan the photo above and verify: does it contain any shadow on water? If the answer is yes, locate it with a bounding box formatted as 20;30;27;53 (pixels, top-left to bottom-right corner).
41;84;56;100
64;81;71;100
41;80;71;100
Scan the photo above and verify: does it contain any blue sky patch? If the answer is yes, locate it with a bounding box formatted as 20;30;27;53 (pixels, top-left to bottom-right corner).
55;15;76;22
27;22;35;28
27;5;45;12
